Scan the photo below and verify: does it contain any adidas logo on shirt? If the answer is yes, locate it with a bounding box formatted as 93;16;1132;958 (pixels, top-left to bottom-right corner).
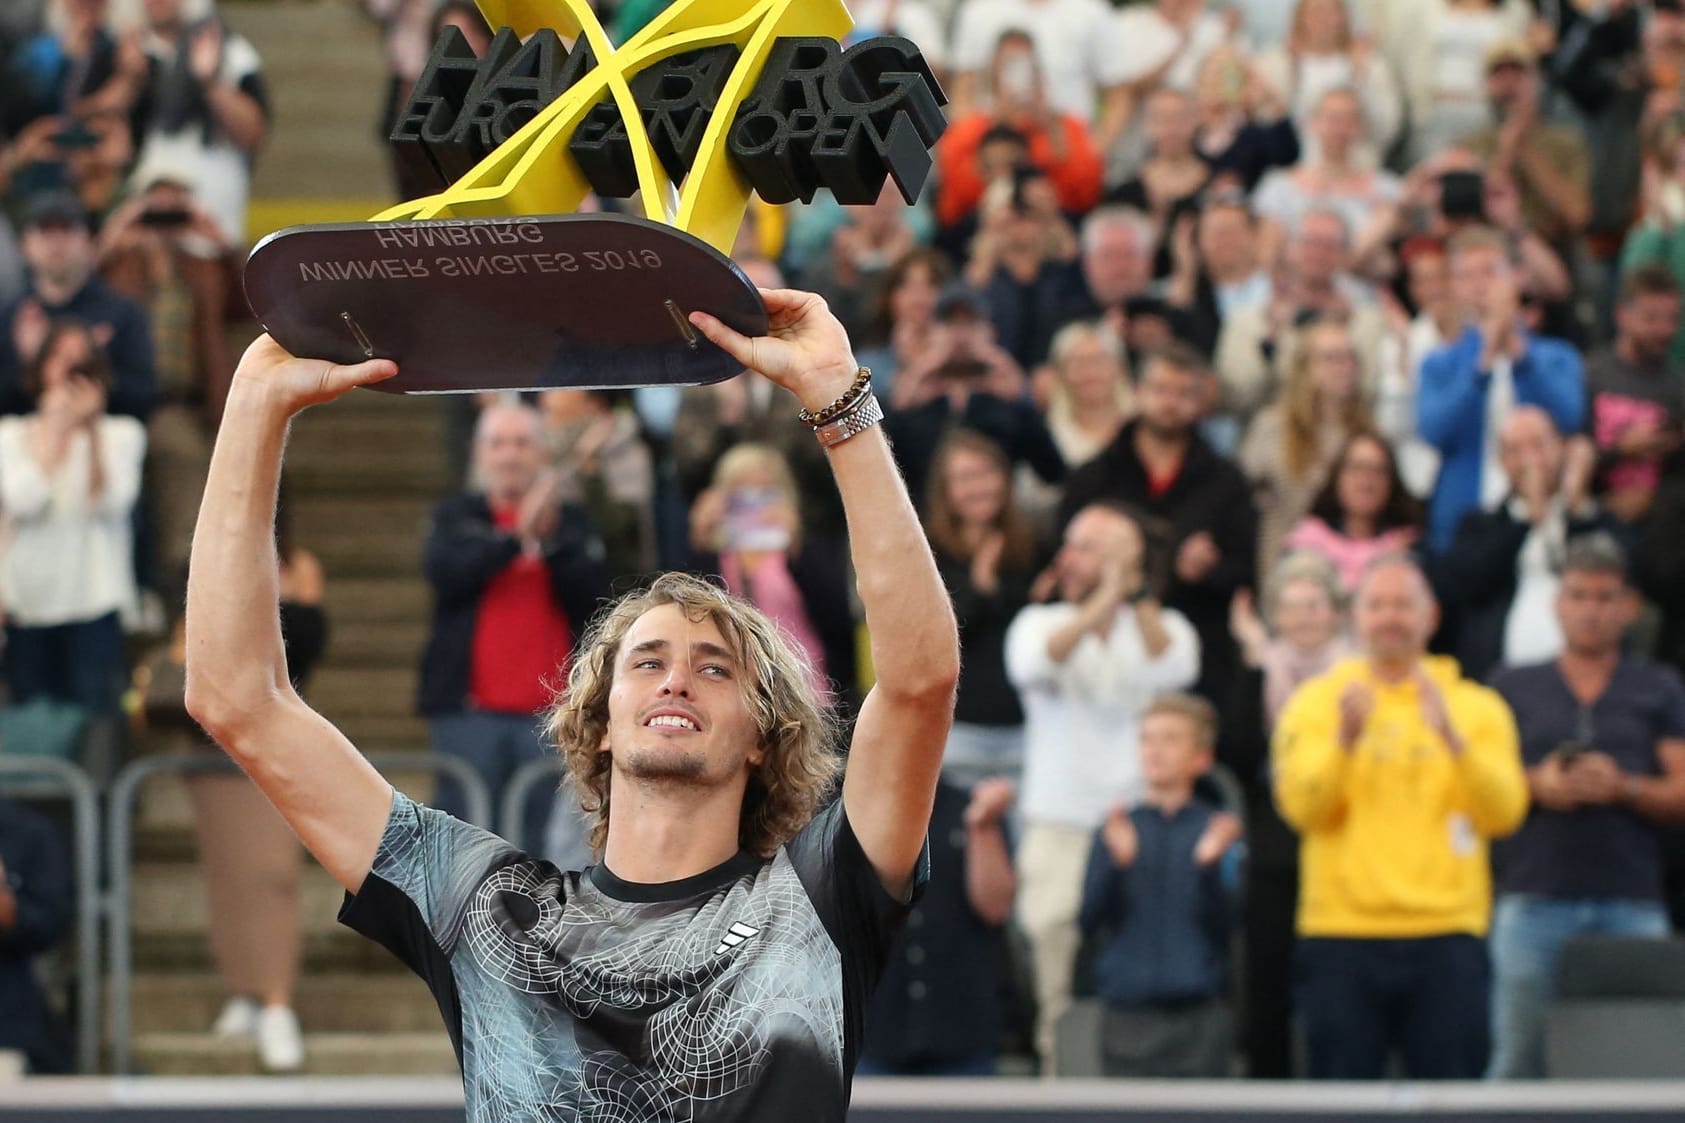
714;922;761;956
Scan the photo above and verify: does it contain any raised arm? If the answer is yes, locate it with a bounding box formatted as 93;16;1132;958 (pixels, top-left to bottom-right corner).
183;337;399;894
691;291;961;899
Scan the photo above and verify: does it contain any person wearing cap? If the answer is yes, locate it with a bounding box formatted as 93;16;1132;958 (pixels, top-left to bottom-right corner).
1388;0;1534;165
881;281;1066;505
0;192;154;420
1455;38;1591;249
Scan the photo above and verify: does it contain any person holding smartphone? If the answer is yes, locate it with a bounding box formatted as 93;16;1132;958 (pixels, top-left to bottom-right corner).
687;442;856;704
1487;534;1685;1079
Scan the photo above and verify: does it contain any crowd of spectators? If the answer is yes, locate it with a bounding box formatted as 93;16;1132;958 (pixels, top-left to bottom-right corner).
3;0;1685;1087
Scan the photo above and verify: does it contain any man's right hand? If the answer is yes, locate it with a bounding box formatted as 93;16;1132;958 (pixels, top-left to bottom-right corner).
963;777;1016;829
12;299;47;366
229;335;397;416
1338;682;1374;752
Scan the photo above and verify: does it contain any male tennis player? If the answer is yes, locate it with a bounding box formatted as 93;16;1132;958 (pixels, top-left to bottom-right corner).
184;289;959;1120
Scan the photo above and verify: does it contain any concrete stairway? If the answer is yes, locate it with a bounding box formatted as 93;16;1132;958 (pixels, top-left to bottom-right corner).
126;761;460;1075
123;1;465;1078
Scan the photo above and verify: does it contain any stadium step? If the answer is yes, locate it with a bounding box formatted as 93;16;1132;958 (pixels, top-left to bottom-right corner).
126;975;447;1036
133;929;407;975
231;0;392;211
113;0;478;1084
131;1031;458;1077
130;863;353;940
129;771;441;863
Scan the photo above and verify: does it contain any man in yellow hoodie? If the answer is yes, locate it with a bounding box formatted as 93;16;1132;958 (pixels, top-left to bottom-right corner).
1273;554;1528;1080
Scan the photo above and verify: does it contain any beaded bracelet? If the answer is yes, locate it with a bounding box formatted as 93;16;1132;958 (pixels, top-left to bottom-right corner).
797;367;874;428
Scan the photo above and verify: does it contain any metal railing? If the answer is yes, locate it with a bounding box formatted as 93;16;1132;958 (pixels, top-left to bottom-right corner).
500;756;565;851
105;751;491;1075
0;755;101;1073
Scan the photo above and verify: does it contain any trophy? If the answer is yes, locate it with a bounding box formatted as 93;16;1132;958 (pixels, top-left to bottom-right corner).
243;0;947;393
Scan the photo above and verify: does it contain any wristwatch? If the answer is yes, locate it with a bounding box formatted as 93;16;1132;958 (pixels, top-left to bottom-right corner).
813;393;884;448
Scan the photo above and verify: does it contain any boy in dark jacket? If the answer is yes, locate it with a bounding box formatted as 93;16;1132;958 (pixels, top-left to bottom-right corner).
1079;693;1242;1077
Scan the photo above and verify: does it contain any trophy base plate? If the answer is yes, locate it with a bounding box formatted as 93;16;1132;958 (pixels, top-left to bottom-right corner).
243;213;767;394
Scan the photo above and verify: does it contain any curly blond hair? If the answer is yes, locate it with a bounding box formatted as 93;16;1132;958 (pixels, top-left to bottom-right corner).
545;572;843;858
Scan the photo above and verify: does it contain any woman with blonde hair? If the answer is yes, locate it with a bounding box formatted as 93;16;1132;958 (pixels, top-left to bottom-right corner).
1239;316;1371;578
1251;0;1402;162
688;442;855;702
923;429;1041;788
1223;548;1352;1076
1044;320;1135;470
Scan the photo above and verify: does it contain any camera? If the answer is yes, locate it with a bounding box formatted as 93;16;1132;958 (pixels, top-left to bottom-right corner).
1439;171;1486;222
139;207;193;228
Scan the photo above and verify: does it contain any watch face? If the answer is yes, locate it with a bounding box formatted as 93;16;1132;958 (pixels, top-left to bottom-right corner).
245;213;767;394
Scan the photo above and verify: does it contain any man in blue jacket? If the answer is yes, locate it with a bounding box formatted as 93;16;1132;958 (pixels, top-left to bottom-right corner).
1419;226;1583;553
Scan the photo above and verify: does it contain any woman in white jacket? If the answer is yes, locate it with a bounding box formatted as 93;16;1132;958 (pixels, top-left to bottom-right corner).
0;320;146;712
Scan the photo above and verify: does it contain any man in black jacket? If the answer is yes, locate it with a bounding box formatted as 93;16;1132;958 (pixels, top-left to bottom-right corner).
883;285;1067;505
1058;343;1257;704
418;400;609;858
1441;406;1621;682
0;193;154;420
0;799;74;1075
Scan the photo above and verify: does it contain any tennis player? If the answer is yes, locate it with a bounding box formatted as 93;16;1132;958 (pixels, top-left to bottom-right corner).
184;288;959;1120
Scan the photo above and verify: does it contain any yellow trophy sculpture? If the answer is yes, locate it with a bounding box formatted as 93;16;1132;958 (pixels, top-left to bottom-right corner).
243;0;945;393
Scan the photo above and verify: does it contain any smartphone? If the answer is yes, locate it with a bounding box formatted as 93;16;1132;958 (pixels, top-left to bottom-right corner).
1439;171;1486;222
1553;741;1591;766
722;487;791;553
54;122;99;149
139;207;193;228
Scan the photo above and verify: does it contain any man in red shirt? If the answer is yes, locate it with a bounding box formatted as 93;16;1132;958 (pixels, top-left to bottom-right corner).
417;400;609;858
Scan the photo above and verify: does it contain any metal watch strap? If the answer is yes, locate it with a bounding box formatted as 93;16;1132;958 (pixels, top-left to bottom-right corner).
813;392;884;448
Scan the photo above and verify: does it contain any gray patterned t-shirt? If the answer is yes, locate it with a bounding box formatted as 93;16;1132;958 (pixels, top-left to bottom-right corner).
338;789;921;1122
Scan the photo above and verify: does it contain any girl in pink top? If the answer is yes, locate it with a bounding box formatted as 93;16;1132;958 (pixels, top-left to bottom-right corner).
1281;430;1423;593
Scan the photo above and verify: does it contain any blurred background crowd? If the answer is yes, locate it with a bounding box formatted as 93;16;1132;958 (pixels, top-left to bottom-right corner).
3;0;1685;1090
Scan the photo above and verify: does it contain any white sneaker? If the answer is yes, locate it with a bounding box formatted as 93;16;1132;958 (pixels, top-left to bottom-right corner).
255;1005;305;1072
211;996;260;1040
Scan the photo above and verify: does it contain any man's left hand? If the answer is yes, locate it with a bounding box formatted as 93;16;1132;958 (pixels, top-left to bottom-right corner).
1193;812;1243;867
963;778;1016;828
1175;531;1220;585
1565;751;1626;805
1416;670;1461;755
689;289;860;414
